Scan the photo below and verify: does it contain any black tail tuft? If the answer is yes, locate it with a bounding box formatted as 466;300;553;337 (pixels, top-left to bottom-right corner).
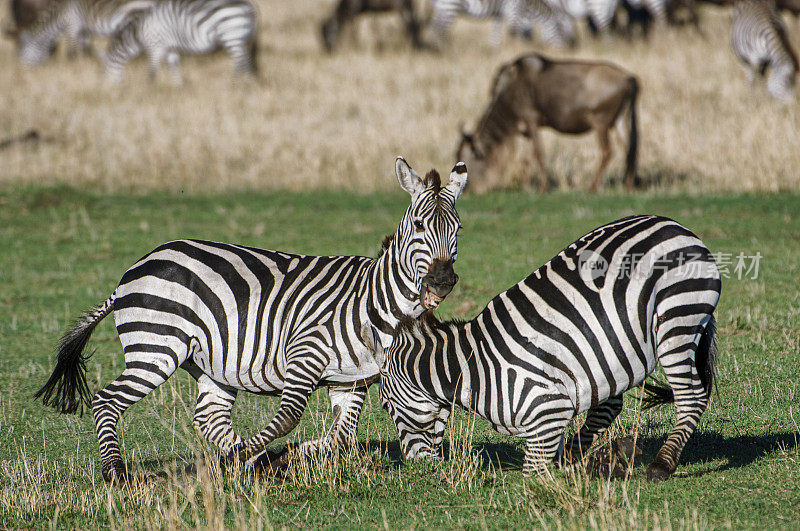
34;300;112;415
640;315;718;409
640;378;674;410
249;33;259;75
696;315;718;398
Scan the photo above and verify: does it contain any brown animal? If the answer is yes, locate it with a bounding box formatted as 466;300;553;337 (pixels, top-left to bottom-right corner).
320;0;422;52
4;0;53;38
457;54;639;193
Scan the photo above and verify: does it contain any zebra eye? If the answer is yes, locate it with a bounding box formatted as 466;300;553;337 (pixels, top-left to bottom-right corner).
414;220;424;232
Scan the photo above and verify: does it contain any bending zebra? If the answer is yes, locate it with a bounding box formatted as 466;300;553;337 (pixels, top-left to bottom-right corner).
104;0;259;83
17;0;155;65
731;0;798;102
35;158;468;483
428;0;576;48
364;215;721;479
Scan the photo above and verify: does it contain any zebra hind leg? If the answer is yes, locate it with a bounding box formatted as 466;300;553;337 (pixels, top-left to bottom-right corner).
92;344;183;483
648;320;716;481
564;396;623;462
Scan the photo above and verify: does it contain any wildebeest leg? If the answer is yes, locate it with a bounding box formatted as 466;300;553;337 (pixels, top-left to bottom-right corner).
523;126;549;192
398;0;422;48
589;128;612;192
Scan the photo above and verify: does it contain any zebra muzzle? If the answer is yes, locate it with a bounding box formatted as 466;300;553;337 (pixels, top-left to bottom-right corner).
421;259;458;310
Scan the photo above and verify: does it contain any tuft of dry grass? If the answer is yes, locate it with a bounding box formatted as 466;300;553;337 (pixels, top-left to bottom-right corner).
1;1;799;193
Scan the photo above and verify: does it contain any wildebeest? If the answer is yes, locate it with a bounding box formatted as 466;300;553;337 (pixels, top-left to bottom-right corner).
3;0;53;40
320;0;422;52
457;53;638;192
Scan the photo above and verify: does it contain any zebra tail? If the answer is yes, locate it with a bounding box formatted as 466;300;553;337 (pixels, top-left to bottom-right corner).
34;293;116;415
249;32;260;75
641;315;718;409
624;76;639;185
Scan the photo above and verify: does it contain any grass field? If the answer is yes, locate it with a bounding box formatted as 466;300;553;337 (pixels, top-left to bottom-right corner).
1;188;799;528
2;1;800;193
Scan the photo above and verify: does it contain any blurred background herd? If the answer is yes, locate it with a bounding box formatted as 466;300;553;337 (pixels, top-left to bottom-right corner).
2;0;799;193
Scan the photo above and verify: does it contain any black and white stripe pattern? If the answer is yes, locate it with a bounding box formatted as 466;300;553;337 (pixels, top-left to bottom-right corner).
429;0;575;47
104;0;259;83
731;0;798;102
366;215;721;479
36;158;468;482
18;0;154;65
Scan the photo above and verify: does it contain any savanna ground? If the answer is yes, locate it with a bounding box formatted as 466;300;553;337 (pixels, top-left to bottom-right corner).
2;0;800;528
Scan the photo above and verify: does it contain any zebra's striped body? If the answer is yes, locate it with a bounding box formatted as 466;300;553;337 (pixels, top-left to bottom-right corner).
367;215;721;479
36;158;468;482
429;0;575;47
731;0;798;102
104;0;258;83
18;0;154;65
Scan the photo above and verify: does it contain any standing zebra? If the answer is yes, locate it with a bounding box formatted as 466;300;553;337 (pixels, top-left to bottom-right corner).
365;215;721;479
35;158;468;483
428;0;575;48
103;0;259;83
731;0;798;102
17;0;155;65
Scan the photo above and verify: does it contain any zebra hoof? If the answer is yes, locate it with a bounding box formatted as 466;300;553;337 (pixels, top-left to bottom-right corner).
253;448;290;476
102;461;129;484
646;461;673;482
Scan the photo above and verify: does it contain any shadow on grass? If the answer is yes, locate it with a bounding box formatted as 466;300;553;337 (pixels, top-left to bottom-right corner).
132;430;798;482
636;430;800;474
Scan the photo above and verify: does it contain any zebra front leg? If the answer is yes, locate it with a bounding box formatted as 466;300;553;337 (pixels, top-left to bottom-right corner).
228;353;326;466
276;386;369;468
193;374;242;452
431;406;452;457
93;344;183;483
565;396;623;461
521;392;574;477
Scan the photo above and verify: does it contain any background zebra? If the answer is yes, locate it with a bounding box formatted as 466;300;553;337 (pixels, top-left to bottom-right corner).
364;215;721;480
731;0;798;102
17;0;155;65
35;158;468;482
428;0;576;48
103;0;259;83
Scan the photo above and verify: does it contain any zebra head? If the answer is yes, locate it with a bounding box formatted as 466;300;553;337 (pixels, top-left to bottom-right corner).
362;322;442;459
394;157;467;312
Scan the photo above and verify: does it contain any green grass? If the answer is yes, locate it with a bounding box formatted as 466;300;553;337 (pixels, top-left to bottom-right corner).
1;187;799;528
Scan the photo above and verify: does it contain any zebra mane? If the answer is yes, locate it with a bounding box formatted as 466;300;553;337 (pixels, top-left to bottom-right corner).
423;169;441;193
397;311;467;336
378;234;394;256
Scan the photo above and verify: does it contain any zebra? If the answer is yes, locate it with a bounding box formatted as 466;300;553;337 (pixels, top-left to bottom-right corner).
428;0;576;48
363;215;721;479
34;158;468;483
103;0;259;83
731;0;798;102
17;0;155;65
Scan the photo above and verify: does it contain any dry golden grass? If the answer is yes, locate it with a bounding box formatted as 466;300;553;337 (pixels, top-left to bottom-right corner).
1;1;799;193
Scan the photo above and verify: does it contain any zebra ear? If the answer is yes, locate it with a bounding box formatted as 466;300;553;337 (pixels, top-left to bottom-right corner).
395;156;424;197
446;162;468;201
361;324;386;366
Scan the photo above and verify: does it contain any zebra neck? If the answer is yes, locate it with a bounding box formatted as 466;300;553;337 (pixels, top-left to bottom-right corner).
366;235;421;340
